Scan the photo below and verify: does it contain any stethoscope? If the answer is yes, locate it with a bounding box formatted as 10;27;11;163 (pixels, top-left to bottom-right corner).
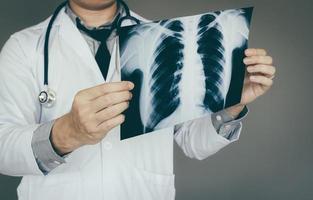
38;0;141;108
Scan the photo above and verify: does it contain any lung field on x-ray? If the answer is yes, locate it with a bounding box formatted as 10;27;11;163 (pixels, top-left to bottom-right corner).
197;14;225;112
145;20;185;133
120;7;253;140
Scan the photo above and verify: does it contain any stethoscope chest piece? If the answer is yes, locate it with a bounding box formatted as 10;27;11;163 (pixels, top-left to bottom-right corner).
38;87;56;108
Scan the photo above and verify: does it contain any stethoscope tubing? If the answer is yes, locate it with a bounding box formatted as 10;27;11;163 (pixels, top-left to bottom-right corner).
44;1;68;85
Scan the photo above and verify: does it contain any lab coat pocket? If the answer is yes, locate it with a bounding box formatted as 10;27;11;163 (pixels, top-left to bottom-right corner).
26;171;82;200
132;167;176;200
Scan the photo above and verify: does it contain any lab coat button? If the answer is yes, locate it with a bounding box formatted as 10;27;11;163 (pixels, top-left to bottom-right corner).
103;142;112;150
216;115;222;121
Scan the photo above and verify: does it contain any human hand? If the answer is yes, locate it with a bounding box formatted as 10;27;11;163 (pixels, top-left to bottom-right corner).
51;81;134;154
226;48;276;118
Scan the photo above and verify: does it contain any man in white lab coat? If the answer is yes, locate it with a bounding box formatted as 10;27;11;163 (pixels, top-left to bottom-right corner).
0;0;276;199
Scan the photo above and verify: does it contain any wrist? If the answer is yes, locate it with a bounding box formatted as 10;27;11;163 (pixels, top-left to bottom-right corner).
225;104;245;119
51;113;82;155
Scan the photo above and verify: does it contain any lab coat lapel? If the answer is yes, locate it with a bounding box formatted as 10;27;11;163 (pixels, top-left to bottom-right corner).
57;9;147;84
58;9;105;82
106;37;120;82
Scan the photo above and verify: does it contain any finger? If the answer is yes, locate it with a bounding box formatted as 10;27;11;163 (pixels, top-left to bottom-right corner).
248;72;274;79
249;75;273;87
80;81;134;100
91;90;132;112
243;55;273;65
245;48;267;57
95;101;129;123
96;114;125;133
268;74;275;80
247;65;276;77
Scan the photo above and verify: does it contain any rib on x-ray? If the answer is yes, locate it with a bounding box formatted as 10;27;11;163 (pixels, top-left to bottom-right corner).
119;7;253;140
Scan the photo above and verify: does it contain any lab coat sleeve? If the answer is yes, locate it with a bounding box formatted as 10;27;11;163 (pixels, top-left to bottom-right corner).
32;119;66;175
174;112;243;160
211;106;248;140
0;35;43;176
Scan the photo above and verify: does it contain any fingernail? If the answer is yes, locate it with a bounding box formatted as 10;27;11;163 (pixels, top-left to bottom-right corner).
250;76;256;80
247;66;253;72
128;82;134;89
243;58;250;64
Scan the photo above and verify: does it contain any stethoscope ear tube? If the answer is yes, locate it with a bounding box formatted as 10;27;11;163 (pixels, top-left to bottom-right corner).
116;0;141;35
43;1;68;86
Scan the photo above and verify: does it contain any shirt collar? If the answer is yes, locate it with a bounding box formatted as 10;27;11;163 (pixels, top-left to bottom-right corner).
65;1;124;30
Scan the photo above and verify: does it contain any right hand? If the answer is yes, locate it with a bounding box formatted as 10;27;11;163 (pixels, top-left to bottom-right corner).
51;81;134;155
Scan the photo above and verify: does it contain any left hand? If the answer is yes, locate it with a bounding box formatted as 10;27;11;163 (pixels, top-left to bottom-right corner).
226;48;276;117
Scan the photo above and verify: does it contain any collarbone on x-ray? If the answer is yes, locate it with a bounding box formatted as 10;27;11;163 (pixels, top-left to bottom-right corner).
120;7;252;139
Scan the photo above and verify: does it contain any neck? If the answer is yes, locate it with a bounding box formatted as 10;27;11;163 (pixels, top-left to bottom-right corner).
69;0;118;27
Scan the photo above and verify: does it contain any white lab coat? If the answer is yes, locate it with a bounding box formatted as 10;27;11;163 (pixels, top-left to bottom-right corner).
0;8;240;200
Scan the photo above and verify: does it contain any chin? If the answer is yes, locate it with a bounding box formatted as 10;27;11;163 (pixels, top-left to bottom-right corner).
72;0;117;11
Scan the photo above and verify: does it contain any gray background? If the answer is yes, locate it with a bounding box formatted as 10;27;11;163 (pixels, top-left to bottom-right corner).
0;0;312;199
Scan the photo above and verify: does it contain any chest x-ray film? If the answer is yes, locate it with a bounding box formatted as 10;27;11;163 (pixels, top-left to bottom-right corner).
119;7;253;140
